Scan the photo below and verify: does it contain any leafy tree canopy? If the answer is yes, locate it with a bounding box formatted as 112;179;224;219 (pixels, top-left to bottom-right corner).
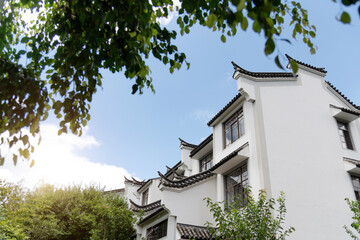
0;0;357;165
344;198;360;239
205;190;295;240
0;180;135;239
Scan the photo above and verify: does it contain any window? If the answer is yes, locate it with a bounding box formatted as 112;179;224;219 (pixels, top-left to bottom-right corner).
200;152;213;172
351;176;360;200
225;109;244;147
225;164;248;207
142;189;149;205
146;219;167;240
337;121;354;150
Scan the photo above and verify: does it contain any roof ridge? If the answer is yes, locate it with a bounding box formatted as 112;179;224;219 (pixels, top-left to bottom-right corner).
326;81;358;109
231;61;295;79
124;176;145;185
179;138;197;148
190;134;213;157
164;160;183;178
158;170;215;188
130;199;162;212
207;92;242;127
177;222;213;240
285;54;327;73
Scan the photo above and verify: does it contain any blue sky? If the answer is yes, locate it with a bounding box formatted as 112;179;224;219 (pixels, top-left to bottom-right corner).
1;0;359;190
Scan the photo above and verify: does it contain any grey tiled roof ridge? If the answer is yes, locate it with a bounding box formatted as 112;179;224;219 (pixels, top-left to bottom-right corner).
179;138;197;148
138;206;166;225
124;176;145;186
164;160;182;178
190;134;213;157
339;107;360;116
231;61;295;78
158;169;215;189
207;92;242;126
177;223;214;240
326;81;359;110
285;54;327;74
211;142;249;172
130;199;162;212
159;142;249;189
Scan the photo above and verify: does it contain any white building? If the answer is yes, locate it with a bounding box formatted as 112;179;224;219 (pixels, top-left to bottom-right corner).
122;55;360;240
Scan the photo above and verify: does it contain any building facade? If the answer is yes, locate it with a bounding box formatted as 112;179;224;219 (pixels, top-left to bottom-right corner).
122;55;360;240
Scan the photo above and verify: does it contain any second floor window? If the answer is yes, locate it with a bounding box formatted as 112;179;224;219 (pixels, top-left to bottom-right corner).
200;152;213;172
225;109;244;147
225;163;248;207
142;189;149;205
337;121;354;150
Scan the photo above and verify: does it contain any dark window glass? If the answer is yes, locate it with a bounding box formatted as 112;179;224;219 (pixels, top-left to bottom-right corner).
225;164;248;207
224;109;244;147
142;189;149;205
351;176;360;200
200;153;213;172
146;219;167;240
337;122;354;150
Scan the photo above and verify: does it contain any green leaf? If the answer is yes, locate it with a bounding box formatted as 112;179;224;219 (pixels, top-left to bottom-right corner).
241;18;248;31
30;159;35;167
0;157;4;166
264;38;275;55
18;50;26;55
253;21;261;33
237;0;246;10
309;31;316;38
207;14;217;28
13;154;18;166
340;11;351;24
132;84;138;94
22;135;29;146
22;149;30;159
289;60;298;73
184;15;189;24
220;34;226;43
20;36;29;43
274;56;284;70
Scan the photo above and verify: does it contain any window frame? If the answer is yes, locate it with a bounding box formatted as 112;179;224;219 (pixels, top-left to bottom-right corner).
225;163;248;208
200;152;213;172
351;175;360;200
142;188;149;205
146;219;168;240
337;121;354;150
224;109;245;147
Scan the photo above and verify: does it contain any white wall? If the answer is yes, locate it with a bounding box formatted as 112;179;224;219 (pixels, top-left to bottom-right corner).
235;68;360;239
161;177;217;226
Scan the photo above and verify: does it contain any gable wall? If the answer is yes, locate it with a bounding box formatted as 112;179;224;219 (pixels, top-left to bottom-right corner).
248;69;360;239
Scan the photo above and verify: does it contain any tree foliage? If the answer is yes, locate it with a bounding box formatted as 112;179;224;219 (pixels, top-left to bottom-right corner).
1;0;358;164
344;198;360;240
205;190;295;240
0;180;135;239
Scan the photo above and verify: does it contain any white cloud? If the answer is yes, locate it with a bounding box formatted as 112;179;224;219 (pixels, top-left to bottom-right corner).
191;110;215;124
0;124;132;191
156;0;180;26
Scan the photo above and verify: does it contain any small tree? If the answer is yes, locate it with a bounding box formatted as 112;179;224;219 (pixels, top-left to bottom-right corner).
205;190;295;240
344;198;360;240
0;180;136;240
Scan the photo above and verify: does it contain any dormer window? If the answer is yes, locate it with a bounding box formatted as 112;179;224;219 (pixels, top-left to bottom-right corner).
200;152;213;172
225;109;244;147
142;188;149;205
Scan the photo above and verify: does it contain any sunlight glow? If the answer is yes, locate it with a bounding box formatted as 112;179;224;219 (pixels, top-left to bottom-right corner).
0;124;132;190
